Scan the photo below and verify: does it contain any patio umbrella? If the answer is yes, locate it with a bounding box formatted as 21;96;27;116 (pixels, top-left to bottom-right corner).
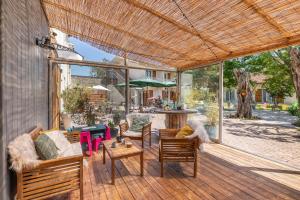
129;79;166;88
163;81;176;87
91;85;110;91
115;82;141;88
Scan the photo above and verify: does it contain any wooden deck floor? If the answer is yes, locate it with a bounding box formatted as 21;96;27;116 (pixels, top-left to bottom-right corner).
61;141;300;200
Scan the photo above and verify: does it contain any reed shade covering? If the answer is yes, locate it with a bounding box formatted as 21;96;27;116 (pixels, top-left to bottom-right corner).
42;0;300;69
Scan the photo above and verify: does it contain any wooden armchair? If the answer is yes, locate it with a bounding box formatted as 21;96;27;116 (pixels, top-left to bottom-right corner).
16;126;83;200
159;129;199;177
119;121;152;148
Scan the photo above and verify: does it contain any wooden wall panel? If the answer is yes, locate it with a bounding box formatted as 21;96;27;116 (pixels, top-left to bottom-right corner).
0;0;49;199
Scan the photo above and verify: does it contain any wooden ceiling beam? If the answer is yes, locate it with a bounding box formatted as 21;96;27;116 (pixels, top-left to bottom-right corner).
43;0;200;62
242;0;291;38
180;34;300;70
122;0;230;53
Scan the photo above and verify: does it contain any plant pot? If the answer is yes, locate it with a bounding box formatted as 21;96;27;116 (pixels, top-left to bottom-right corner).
62;113;72;129
205;124;217;139
110;128;119;138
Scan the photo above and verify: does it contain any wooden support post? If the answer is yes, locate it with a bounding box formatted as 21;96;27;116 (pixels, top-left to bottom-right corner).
176;71;182;104
218;62;224;144
125;54;130;114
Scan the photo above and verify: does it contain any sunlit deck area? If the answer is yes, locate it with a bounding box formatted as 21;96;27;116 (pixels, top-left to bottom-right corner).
63;140;300;200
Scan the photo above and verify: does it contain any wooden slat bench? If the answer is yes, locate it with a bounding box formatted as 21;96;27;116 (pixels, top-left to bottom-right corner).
16;126;83;200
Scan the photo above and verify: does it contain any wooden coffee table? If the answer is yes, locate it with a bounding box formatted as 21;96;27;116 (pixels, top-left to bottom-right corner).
102;139;144;184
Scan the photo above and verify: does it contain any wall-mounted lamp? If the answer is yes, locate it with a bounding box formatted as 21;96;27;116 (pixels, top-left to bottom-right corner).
36;36;55;50
35;36;78;54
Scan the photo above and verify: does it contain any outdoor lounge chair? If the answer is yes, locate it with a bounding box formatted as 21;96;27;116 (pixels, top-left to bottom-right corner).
119;121;152;148
159;129;199;177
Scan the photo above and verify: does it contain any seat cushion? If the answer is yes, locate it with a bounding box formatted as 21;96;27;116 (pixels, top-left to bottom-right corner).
34;134;58;160
123;130;142;138
60;142;83;157
8;133;41;172
175;125;194;138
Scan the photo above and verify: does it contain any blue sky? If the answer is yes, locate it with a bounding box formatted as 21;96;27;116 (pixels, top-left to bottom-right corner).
69;37;115;76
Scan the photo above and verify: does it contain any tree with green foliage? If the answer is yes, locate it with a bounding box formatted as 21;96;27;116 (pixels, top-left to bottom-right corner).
61;85;90;115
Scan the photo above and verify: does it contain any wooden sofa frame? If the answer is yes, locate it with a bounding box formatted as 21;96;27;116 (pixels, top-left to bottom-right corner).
159;129;199;177
16;126;83;200
119;121;152;148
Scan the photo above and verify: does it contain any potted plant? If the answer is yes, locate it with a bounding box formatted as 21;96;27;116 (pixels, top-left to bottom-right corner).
108;120;118;138
204;103;219;139
61;85;91;127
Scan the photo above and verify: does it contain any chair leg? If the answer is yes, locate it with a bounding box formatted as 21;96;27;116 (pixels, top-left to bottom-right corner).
194;156;197;178
88;140;92;157
160;160;164;177
142;139;144;148
149;132;151;147
158;148;161;162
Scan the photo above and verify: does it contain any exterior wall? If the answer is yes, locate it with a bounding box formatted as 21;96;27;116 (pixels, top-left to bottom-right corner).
0;0;49;199
284;93;297;104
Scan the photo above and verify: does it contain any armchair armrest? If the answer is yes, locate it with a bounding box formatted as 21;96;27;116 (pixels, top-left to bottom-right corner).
142;122;152;136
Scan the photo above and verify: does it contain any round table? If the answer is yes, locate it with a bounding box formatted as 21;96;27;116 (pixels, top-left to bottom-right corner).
155;109;197;129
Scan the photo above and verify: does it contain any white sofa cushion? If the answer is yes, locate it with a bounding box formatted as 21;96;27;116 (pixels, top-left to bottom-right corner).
46;130;73;156
123;130;142;137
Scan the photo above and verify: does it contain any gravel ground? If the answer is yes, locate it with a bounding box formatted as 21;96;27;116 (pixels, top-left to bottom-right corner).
223;110;300;169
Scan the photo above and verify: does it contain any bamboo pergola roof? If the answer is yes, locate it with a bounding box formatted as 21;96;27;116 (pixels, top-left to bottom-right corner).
42;0;300;69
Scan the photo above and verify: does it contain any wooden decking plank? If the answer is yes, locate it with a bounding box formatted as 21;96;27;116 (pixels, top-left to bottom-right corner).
90;156;109;200
204;144;300;199
205;152;300;200
121;157;162;199
114;158;150;200
53;141;300;200
147;144;247;200
145;148;215;199
98;154;122;200
206;144;300;190
147;145;237;199
95;153;134;200
131;148;197;200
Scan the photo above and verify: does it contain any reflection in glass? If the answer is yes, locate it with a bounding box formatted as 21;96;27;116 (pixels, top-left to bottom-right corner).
181;65;220;140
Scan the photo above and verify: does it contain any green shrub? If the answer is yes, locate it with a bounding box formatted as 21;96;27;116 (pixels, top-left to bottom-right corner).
61;86;90;115
288;102;299;116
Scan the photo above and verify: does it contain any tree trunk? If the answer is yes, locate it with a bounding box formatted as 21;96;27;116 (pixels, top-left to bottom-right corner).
234;68;253;118
290;48;300;107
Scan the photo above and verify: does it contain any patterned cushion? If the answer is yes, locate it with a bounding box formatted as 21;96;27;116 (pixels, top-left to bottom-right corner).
123;130;142;137
34;134;58;160
129;116;149;132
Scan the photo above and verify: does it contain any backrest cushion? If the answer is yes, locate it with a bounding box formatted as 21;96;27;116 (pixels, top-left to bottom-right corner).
45;130;72;156
34;134;58;160
129;115;150;132
175;125;194;138
8;133;41;172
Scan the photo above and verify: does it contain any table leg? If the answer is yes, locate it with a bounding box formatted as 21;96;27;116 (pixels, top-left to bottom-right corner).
103;145;106;164
140;152;144;176
111;159;115;185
